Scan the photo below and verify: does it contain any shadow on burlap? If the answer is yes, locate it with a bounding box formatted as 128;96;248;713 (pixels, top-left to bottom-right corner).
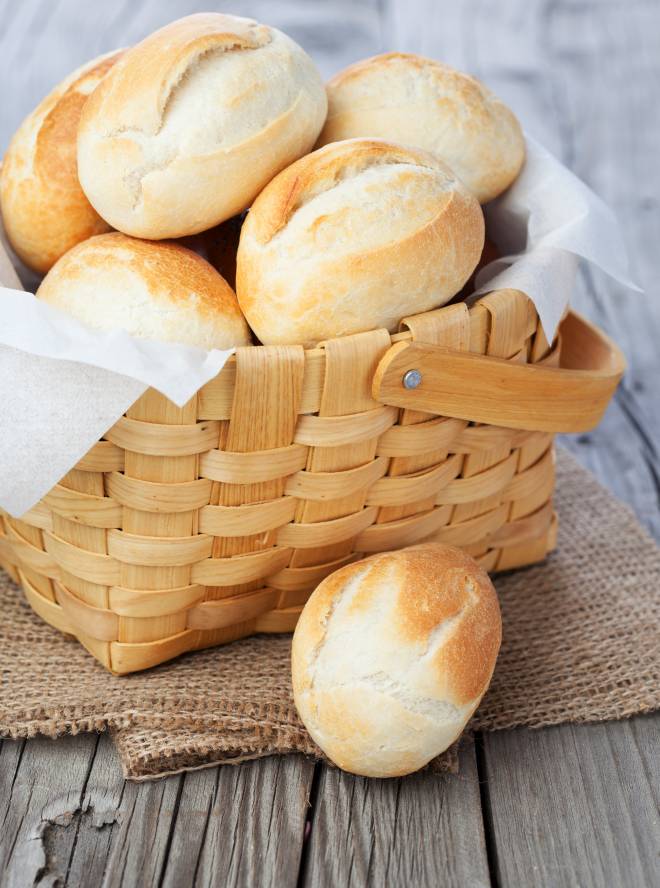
1;448;658;779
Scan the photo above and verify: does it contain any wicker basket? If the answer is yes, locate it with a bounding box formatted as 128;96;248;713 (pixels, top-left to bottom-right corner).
0;274;624;673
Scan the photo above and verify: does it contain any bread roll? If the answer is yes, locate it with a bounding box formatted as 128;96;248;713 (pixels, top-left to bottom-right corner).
236;139;484;346
77;13;327;239
318;53;525;203
292;543;501;778
37;233;251;350
0;51;121;274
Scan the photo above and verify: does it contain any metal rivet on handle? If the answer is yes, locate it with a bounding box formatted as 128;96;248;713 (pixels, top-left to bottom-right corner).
402;369;422;390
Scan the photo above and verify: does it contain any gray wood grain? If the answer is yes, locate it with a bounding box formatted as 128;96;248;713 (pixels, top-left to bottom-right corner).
0;733;315;887
0;733;100;887
481;714;660;888
158;754;315;888
302;737;491;888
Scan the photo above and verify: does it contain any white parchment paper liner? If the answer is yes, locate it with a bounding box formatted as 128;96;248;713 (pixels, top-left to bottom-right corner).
0;136;639;516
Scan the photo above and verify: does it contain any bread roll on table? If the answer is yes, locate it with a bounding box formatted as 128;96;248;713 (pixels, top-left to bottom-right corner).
236;138;484;346
37;233;250;350
318;53;525;203
0;51;121;274
77;13;327;239
292;543;501;778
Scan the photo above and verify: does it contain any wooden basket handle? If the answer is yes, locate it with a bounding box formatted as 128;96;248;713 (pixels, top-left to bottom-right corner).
372;311;625;433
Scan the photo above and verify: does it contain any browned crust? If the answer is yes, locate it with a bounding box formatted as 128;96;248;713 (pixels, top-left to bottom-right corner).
295;542;501;707
0;51;122;272
38;232;245;324
35;53;122;190
79;14;272;139
242;138;449;246
326;52;492;110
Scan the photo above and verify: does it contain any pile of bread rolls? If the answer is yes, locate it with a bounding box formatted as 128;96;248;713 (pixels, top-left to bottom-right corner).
2;15;513;777
1;12;525;351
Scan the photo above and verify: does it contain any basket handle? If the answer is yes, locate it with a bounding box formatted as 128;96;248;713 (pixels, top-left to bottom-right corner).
372;311;625;433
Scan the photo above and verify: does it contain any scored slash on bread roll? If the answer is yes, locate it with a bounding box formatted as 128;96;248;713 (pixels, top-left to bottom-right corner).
317;52;525;204
236;138;485;347
292;543;502;778
77;13;328;240
0;50;122;274
36;232;251;350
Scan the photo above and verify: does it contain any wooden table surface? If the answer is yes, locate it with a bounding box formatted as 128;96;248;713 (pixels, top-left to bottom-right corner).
1;1;659;885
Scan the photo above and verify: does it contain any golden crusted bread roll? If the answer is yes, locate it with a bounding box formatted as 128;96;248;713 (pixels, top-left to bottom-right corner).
77;13;327;239
236;138;484;346
37;233;251;350
0;51;121;274
292;543;502;778
318;53;525;203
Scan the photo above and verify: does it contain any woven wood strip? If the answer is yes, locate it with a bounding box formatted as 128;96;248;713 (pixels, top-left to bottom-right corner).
43;485;123;528
199;444;308;484
366;454;463;506
284;457;389;501
187;588;279;631
377;417;466;457
106;417;221;456
356;505;454;552
75;441;125;473
190;547;292;587
293;405;398;446
109;583;204;618
106;531;213;567
105;473;213;513
117;390;200;656
287;329;392;580
203;345;305;659
198;499;298;537
267;553;360;593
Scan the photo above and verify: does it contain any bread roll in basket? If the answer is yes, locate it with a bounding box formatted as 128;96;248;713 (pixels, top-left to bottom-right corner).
0;211;624;672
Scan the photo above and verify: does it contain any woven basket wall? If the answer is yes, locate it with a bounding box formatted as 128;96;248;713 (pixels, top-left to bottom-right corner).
0;288;559;674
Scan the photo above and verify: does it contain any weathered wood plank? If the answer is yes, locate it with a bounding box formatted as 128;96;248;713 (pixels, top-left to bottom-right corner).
0;733;100;887
302;737;491;888
481;714;660;888
548;0;660;542
159;754;315;888
0;734;315;887
78;735;181;888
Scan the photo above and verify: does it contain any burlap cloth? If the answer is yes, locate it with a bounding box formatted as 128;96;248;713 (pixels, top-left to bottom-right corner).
1;448;658;779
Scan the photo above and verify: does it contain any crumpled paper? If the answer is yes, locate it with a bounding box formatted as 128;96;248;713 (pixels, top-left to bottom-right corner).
0;136;639;518
472;136;640;336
